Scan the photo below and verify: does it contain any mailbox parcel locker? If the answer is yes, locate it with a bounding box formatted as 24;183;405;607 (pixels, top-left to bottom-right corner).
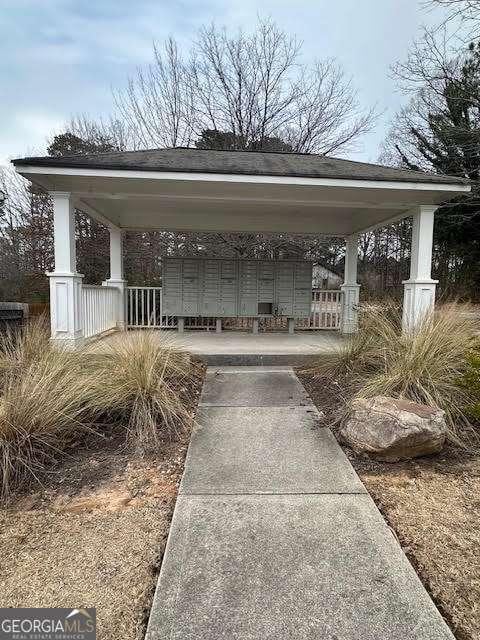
162;258;312;318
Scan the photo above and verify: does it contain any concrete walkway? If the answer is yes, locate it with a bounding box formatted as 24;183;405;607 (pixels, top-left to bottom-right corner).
146;366;454;639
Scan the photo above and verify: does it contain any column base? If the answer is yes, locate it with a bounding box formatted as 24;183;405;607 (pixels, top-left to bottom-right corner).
47;271;84;349
340;283;360;334
402;279;438;332
102;278;127;330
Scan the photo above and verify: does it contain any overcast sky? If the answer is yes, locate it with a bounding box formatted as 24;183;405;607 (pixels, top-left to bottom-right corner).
0;0;449;167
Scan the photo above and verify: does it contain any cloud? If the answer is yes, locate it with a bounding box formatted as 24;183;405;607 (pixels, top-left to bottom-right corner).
1;0;448;168
0;111;65;165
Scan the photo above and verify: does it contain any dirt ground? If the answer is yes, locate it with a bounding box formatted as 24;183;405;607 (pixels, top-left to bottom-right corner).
299;371;480;640
0;366;205;640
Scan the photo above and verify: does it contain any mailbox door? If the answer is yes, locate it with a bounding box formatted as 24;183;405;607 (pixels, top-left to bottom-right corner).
293;262;312;318
258;261;275;314
162;259;183;316
219;260;237;316
239;260;258;316
201;259;221;316
275;262;295;316
181;259;200;316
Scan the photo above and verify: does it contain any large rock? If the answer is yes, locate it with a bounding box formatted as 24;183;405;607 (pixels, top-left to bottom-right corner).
340;396;447;462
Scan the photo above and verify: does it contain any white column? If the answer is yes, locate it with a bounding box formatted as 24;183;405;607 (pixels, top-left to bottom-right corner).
402;205;438;332
341;233;360;334
102;226;127;329
47;191;84;348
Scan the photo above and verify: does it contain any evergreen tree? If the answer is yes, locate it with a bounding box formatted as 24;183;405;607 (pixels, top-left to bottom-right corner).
383;40;480;298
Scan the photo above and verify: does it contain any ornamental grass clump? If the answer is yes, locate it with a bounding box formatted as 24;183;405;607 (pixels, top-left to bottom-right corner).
0;324;198;501
85;331;197;453
309;302;480;446
0;315;51;390
0;347;95;501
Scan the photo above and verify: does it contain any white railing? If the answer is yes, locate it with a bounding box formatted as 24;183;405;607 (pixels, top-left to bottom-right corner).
127;286;343;330
82;285;118;338
127;286;176;329
310;289;342;329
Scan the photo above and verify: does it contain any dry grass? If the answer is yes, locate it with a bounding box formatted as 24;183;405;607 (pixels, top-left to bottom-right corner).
0;325;198;501
350;451;480;640
0;315;50;389
0;362;205;640
299;370;480;640
85;332;198;452
0;410;201;640
0;348;96;501
307;303;480;446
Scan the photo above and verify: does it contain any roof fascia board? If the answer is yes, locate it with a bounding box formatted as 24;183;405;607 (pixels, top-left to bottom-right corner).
16;164;471;193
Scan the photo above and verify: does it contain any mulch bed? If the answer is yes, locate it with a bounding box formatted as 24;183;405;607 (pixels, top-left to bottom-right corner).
0;363;205;640
298;370;480;640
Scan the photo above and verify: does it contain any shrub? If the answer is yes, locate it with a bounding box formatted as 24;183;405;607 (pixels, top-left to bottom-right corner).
309;303;480;446
85;331;198;453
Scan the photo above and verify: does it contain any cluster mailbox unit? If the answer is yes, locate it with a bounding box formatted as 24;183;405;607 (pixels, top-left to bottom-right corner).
162;257;312;331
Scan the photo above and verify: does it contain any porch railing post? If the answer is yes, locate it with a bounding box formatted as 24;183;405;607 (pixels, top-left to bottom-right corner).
102;226;127;330
341;233;360;334
402;205;438;332
47;191;84;349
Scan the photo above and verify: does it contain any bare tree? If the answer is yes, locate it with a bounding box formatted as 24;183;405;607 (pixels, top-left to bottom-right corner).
287;61;375;154
113;19;375;155
0;166;53;301
114;38;195;149
391;27;461;96
384;27;480;179
68;114;132;152
424;0;480;39
381;28;480;300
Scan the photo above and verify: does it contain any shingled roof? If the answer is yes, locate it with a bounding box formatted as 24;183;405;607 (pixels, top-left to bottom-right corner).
12;147;468;185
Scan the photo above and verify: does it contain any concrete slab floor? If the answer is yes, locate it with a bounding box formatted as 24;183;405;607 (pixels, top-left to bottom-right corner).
101;329;344;355
175;330;344;355
99;330;344;365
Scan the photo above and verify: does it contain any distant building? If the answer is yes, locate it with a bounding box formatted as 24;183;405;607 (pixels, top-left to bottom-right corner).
312;263;342;290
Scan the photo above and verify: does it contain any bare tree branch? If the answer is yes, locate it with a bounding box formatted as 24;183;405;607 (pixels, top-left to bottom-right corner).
110;18;375;154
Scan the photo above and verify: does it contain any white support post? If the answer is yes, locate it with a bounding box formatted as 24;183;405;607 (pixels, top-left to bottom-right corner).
341;233;360;334
102;226;127;329
402;205;438;332
47;191;84;348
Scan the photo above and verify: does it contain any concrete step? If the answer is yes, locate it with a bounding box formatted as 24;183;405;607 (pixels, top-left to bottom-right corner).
197;353;321;366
